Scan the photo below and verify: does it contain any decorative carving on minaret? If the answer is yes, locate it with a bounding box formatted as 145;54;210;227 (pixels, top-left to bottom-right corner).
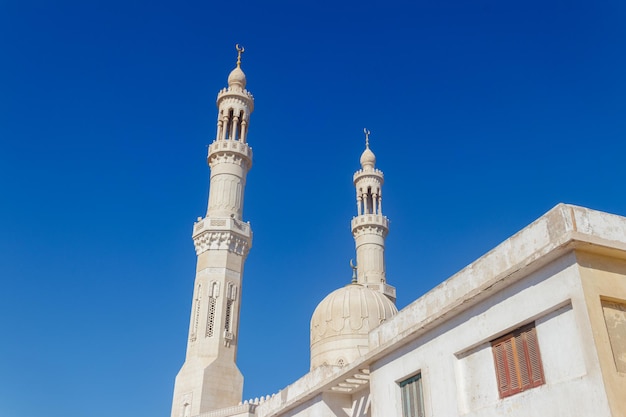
205;281;220;338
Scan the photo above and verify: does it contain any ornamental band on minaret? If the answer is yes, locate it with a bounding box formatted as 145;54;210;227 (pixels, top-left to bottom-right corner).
171;45;254;417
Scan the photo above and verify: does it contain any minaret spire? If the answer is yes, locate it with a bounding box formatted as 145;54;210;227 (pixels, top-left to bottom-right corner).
351;130;396;302
235;44;244;68
171;45;254;417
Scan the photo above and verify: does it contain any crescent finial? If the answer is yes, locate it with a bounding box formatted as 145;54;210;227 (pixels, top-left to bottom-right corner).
235;44;245;68
363;128;371;148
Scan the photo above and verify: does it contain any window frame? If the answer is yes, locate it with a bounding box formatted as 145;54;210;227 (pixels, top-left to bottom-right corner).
399;372;425;417
491;322;545;398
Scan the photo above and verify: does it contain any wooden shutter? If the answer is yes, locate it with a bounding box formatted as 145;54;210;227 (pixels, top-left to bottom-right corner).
492;323;545;398
524;326;545;386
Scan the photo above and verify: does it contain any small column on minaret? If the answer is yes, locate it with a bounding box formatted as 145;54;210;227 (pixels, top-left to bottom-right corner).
350;129;396;302
240;119;248;143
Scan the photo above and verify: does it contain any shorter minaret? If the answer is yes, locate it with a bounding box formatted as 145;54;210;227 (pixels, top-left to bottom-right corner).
351;129;396;302
310;131;398;369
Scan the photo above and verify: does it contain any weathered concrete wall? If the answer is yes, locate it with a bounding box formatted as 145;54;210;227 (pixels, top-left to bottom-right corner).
577;250;626;417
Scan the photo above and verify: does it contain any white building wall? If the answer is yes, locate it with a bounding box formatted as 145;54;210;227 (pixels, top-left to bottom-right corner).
370;252;611;417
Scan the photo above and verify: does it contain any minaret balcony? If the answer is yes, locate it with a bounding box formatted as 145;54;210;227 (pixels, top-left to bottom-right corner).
351;214;389;232
207;140;253;169
208;139;253;159
217;86;254;103
353;168;384;184
193;217;251;238
192;217;253;256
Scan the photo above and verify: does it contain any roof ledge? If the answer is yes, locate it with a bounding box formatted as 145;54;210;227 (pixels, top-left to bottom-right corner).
369;203;626;355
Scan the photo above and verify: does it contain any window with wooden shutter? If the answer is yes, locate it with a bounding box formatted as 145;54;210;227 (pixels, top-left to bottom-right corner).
491;323;545;398
399;373;425;417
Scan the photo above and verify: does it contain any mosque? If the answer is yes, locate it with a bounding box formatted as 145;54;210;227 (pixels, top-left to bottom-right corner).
170;47;626;417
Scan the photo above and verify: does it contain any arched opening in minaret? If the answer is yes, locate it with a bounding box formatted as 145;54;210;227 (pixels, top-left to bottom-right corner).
225;108;234;139
236;110;244;141
366;186;374;214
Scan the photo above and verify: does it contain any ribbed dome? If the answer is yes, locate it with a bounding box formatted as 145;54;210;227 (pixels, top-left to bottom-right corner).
359;146;376;169
310;283;397;369
227;66;247;89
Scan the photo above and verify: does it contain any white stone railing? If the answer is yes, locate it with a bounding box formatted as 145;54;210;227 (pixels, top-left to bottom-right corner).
208;139;253;160
192;217;252;256
217;86;254;100
351;214;389;230
240;394;276;406
193;217;251;236
353;168;384;182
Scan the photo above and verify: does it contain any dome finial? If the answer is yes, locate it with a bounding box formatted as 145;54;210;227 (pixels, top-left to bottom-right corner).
235;44;245;68
228;45;247;89
359;129;376;169
350;259;358;284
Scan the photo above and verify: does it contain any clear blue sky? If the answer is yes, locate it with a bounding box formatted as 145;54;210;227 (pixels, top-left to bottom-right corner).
1;1;625;416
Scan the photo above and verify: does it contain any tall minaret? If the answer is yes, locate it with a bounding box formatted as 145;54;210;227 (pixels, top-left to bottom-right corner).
351;129;396;302
171;45;254;417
